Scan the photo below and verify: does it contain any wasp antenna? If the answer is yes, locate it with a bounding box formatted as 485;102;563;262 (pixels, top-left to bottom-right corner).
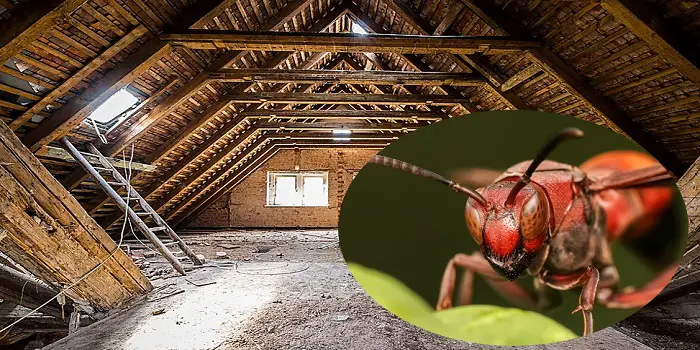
505;128;584;207
370;155;488;207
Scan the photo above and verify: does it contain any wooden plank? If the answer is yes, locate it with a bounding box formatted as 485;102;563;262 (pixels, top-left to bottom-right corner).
0;264;66;319
151;122;410;212
173;140;390;226
466;0;688;177
238;109;443;120
20;0;242;152
433;2;465;36
600;0;700;86
21;39;170;152
39;146;157;172
9;25;149;130
501;63;541;91
0;120;151;311
167;138;391;221
210;68;485;86
221;92;478;105
0;0;89;65
161;31;540;55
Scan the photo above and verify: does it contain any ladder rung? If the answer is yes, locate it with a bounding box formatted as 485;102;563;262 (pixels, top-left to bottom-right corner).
107;181;126;186
135;212;151;216
94;166;112;172
150;226;167;232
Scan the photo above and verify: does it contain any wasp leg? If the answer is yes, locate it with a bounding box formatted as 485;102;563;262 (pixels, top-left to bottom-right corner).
438;252;539;310
599;264;677;308
541;266;601;336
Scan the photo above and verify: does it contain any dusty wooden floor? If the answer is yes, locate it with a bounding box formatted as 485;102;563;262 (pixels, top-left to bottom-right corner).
39;230;694;349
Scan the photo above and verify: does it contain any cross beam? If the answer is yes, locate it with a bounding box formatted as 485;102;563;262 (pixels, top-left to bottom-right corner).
161;30;539;55
222;92;476;105
210;68;485;86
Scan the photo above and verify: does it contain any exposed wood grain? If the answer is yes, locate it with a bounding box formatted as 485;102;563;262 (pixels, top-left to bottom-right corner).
210;68;485;86
9;25;149;130
161;30;540;55
0;0;89;65
601;0;700;86
39;146;157;172
0;120;151;311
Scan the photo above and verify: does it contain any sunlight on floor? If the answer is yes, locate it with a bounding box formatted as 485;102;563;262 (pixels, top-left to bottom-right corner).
123;272;281;350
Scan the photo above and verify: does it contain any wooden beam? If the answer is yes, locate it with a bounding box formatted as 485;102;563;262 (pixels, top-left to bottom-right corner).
222;92;476;105
162;31;540;55
167;138;391;222
501;63;541;92
38;146;157;172
148;119;420;214
102;0;325;157
467;0;687;176
600;0;700;86
434;2;466;36
210;68;485;86
238;109;443;120
0;120;151;311
0;0;88;65
8;25;149;130
20;0;238;152
172;140;390;226
345;4;481;114
0;264;66;319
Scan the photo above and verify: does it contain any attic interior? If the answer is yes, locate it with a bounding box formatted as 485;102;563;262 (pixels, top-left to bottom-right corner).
0;0;699;349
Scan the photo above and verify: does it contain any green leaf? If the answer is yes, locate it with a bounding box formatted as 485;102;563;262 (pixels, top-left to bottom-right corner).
347;262;578;346
434;305;578;345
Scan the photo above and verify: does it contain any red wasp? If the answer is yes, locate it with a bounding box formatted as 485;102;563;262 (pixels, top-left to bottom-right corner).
369;127;679;336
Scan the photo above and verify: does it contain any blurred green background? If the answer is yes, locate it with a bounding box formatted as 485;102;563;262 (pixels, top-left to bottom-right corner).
338;110;688;338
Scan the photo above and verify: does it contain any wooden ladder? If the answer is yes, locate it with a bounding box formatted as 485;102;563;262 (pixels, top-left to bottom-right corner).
60;138;203;276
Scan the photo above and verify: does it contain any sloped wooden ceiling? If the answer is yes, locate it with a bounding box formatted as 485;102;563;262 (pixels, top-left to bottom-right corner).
0;0;697;231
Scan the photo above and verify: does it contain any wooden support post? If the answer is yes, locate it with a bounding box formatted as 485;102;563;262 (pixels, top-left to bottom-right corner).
59;138;186;276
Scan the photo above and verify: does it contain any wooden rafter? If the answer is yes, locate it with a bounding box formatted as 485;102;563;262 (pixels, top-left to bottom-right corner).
236;109;443;120
0;0;88;65
356;1;526;110
600;0;700;86
103;0;327;157
92;49;342;228
345;4;480;114
161;30;540;55
8;25;149;130
168;137;392;224
466;0;687;176
20;0;238;152
222;92;477;105
210;68;485;86
149;120;425;215
60;2;346;193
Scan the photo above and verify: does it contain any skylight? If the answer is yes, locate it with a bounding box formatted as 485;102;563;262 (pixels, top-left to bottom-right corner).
333;129;352;141
88;89;139;124
351;23;368;34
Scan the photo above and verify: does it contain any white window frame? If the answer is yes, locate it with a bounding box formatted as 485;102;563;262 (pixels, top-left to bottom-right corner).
266;171;329;207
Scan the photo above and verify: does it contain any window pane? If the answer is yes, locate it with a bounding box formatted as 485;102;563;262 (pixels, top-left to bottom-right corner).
88;89;139;123
302;176;326;206
274;176;298;205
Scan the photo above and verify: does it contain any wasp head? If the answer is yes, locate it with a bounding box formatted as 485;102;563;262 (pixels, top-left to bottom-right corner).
464;178;551;281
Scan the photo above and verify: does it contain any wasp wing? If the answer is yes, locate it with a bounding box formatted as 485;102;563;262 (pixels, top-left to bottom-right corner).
446;168;502;189
588;164;675;192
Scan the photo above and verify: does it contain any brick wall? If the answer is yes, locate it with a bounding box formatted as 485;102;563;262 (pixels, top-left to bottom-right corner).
187;148;378;228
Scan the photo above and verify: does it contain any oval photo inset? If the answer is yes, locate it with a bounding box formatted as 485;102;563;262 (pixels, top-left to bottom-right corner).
339;111;688;346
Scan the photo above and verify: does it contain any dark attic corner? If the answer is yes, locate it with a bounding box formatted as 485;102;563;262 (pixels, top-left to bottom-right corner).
0;0;697;349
